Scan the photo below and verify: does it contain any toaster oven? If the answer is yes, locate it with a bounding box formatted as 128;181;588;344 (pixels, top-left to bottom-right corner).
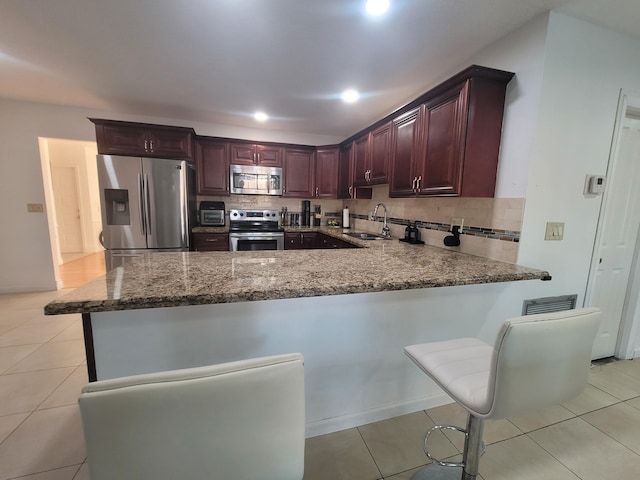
199;201;225;226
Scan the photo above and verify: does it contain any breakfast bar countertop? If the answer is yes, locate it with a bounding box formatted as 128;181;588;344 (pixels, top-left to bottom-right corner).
44;228;550;315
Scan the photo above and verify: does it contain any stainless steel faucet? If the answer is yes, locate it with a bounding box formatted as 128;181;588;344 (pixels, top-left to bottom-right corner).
371;203;391;238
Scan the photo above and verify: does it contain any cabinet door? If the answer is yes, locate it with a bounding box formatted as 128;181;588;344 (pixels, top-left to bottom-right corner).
229;143;256;165
369;123;391;184
256;145;283;167
300;232;318;249
419;83;468;196
352;133;370;187
389;107;423;197
284;232;302;249
147;127;193;159
315;147;338;198
196;140;229;195
95;123;148;156
337;144;353;199
192;233;229;252
283;148;315;198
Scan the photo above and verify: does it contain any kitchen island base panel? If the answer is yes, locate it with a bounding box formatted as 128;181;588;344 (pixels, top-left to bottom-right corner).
88;281;525;437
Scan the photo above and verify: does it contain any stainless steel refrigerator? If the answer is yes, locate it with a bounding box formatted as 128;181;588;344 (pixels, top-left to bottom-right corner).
97;155;196;270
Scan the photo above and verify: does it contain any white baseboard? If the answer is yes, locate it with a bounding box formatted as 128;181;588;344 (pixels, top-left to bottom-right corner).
0;283;57;295
305;393;453;438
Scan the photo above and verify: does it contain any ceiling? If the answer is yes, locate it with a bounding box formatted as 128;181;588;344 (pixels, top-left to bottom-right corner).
1;0;639;141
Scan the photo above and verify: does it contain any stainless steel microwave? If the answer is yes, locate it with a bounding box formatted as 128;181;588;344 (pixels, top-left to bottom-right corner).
230;164;283;195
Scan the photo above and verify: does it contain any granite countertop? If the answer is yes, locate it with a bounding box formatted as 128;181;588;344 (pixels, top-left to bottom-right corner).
45;228;550;315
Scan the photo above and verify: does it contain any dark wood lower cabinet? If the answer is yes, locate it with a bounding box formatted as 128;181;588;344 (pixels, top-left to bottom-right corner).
192;233;229;252
286;232;359;250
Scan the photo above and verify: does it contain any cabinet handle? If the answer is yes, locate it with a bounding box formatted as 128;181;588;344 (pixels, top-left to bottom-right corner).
349;186;353;198
417;176;422;191
149;140;154;152
315;187;319;197
254;152;258;163
412;177;417;191
144;140;149;152
205;239;219;242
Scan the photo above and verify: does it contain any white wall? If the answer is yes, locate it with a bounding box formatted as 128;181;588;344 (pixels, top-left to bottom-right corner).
437;13;640;354
0;99;341;293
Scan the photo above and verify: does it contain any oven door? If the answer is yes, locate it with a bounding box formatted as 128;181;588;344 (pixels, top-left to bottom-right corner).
229;232;284;251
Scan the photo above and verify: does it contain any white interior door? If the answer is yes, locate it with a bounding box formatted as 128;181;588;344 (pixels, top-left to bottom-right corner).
52;166;84;254
589;112;640;359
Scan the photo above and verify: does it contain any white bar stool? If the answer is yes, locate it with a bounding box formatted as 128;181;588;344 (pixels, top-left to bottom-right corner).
405;308;601;480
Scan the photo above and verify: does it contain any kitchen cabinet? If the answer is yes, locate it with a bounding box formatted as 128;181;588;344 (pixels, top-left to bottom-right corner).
282;148;315;198
352;123;391;187
90;119;194;160
337;143;372;199
195;139;229;195
352;133;370;187
230;142;283;167
318;233;358;249
388;66;514;198
285;232;318;249
389;107;424;197
418;82;468;195
314;147;339;198
286;232;357;249
192;233;229;252
369;123;391;184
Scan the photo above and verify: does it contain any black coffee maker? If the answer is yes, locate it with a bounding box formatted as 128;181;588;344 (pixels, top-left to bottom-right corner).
401;223;424;244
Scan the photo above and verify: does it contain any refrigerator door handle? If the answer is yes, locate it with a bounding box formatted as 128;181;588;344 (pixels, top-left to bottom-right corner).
143;174;152;235
138;173;146;235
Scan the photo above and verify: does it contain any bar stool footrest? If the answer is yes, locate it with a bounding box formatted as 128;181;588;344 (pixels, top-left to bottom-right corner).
423;424;486;468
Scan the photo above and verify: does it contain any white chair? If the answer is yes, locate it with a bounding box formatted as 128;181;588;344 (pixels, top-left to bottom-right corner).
79;353;305;480
405;307;601;480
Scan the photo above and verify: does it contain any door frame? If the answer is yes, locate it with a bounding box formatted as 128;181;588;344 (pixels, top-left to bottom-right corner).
584;90;640;359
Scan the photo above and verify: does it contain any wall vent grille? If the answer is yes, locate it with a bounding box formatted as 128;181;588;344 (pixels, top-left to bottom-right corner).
522;294;578;316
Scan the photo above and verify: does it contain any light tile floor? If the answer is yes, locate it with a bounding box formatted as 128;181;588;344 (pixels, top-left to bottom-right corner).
2;290;640;479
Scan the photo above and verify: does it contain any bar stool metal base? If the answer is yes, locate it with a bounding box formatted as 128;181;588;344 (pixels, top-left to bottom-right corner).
411;464;464;480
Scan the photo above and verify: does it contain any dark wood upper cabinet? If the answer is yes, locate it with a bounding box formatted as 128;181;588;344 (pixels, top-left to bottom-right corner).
389;107;424;197
230;142;283;167
90;119;194;160
369;123;391;184
314;147;339;198
283;147;315;198
195;139;229;196
387;66;514;198
351;123;390;187
352;133;370;187
337;144;353;199
418;82;468;195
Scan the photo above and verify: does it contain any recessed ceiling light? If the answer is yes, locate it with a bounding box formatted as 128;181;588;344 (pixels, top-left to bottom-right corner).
365;0;389;15
254;111;268;122
341;89;360;103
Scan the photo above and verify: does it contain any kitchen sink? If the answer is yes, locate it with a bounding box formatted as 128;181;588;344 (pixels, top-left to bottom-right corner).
345;232;389;241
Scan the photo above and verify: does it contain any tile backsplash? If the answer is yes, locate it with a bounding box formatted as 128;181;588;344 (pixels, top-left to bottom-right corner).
198;185;524;263
345;185;524;263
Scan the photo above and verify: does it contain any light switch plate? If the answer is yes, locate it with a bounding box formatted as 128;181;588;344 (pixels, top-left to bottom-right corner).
27;203;44;213
545;222;564;240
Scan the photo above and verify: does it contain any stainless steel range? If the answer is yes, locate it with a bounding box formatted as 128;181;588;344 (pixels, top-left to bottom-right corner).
228;209;284;251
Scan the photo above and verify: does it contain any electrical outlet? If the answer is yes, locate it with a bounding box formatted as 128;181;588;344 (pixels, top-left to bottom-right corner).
451;217;464;230
544;222;564;240
27;203;44;213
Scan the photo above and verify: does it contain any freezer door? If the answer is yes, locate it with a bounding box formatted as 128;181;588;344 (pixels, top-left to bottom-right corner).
97;155;147;250
142;158;189;249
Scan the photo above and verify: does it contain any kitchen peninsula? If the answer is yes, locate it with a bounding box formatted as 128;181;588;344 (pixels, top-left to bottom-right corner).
45;229;549;436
